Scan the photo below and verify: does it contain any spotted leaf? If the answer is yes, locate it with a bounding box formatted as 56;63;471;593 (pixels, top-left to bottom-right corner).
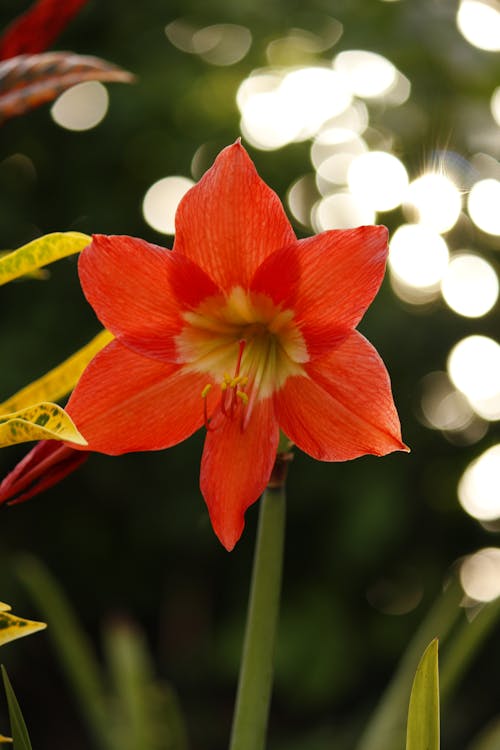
0;402;87;448
0;232;90;285
0;611;46;647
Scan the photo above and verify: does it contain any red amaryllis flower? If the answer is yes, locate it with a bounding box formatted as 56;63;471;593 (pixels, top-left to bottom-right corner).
1;143;407;549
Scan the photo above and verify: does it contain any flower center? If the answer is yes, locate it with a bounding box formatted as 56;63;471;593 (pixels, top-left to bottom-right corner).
176;286;308;429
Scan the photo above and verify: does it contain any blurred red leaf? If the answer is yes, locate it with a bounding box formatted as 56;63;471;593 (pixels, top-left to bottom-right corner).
0;51;135;123
0;0;89;60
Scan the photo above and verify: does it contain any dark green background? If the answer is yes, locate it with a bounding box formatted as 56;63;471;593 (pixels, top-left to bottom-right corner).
0;1;499;748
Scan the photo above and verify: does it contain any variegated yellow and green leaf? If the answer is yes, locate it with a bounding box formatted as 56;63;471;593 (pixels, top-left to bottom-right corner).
0;252;48;280
0;329;113;414
0;603;12;612
0;232;90;286
0;402;87;448
0;734;13;743
0;610;46;647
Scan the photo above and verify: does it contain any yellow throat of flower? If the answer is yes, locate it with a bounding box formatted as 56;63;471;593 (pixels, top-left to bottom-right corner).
176;286;308;428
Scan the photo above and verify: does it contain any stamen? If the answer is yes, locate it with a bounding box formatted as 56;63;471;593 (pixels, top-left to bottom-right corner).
235;339;246;377
202;340;250;429
201;383;214;430
201;384;212;399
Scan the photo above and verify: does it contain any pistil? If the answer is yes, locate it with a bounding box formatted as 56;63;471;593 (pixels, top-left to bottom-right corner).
202;340;250;429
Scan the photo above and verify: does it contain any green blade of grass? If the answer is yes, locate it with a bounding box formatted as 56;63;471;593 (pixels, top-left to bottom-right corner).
406;639;440;750
1;666;32;750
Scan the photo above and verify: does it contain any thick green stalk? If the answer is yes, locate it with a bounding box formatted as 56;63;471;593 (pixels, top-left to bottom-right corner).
229;483;286;750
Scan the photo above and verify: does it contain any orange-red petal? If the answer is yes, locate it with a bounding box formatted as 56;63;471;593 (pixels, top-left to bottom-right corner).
200;397;279;551
66;340;207;454
173;142;296;290
275;331;407;461
79;235;220;362
251;226;388;358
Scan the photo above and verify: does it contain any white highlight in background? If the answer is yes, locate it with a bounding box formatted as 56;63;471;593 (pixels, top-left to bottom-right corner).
460;548;500;601
142;176;194;235
491;87;500;125
51;82;109;131
347;151;408;211
312;192;375;230
237;67;352;150
448;335;500;405
456;0;500;51
404;173;462;233
441;253;498;318
459;446;500;521
389;224;449;289
333;50;397;98
468;179;500;236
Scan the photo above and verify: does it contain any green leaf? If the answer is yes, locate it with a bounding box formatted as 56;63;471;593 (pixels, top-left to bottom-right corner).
0;402;87;447
440;596;500;704
1;666;33;750
406;639;440;750
0;611;46;647
103;619;189;750
0;329;113;414
16;557;113;750
356;580;460;750
0;232;90;285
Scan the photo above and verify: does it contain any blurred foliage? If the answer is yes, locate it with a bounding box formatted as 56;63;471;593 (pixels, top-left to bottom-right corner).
0;1;499;749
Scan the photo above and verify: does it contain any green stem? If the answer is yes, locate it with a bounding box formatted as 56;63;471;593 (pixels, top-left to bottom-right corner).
229;484;286;750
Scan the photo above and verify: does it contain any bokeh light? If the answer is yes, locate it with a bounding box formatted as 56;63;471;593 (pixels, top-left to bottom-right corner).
447;335;500;420
142;176;194;234
280;68;352;139
389;224;449;290
456;0;500;52
468;179;500;235
317;153;357;189
191;24;252;65
312;192;375;230
347;151;408;211
166;20;252;64
419;371;475;432
51;81;109;131
460;548;500;601
239;86;299;150
441;253;499;318
404;173;462;233
458;445;500;521
287;174;318;227
311;129;367;171
237;67;352;150
490;86;500;125
333;50;397;98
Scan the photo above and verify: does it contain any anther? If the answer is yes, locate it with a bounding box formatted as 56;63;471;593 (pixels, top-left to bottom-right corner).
236;391;249;405
201;383;215;430
201;384;212;399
